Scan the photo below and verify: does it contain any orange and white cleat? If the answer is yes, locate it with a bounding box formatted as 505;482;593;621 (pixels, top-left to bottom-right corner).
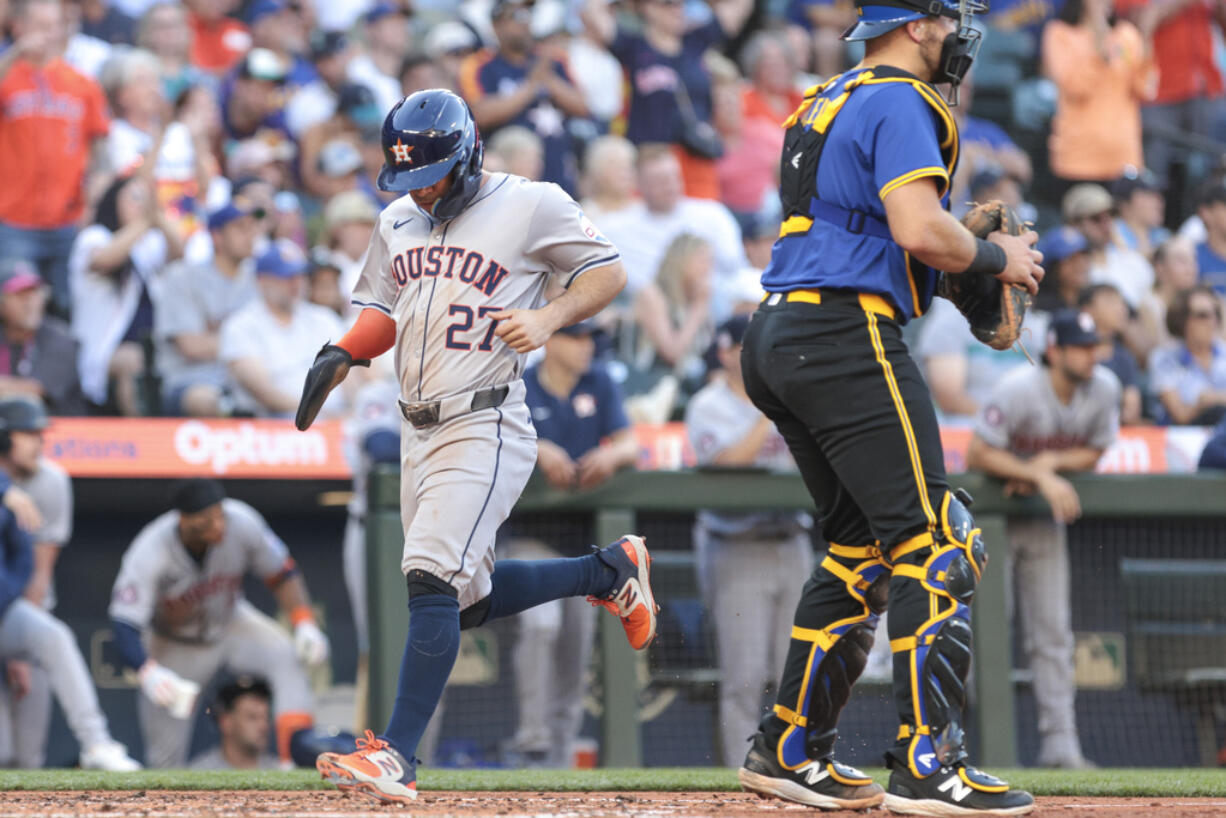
316;730;417;804
589;535;659;650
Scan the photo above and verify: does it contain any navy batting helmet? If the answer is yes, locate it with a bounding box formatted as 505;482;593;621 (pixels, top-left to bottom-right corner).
0;396;48;455
378;89;484;220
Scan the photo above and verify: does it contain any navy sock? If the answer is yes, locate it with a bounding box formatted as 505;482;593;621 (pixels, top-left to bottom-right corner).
382;594;460;758
485;555;617;622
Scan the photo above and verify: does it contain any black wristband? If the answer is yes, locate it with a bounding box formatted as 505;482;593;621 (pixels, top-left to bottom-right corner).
963;237;1007;276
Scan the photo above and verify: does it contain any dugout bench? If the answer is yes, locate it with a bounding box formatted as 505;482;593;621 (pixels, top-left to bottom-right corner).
1121;558;1226;767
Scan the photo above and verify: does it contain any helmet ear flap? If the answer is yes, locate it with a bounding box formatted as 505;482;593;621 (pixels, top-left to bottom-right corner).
469;126;485;175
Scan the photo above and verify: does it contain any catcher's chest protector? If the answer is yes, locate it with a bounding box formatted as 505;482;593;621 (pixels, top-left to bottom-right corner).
778;66;960;240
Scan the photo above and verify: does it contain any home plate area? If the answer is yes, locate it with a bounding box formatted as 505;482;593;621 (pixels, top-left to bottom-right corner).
3;792;1226;817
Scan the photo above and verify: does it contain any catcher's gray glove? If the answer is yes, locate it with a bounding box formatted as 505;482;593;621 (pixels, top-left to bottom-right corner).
938;200;1033;351
295;344;369;431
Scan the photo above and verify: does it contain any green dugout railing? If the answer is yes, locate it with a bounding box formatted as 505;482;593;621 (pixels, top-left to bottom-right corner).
364;467;1226;768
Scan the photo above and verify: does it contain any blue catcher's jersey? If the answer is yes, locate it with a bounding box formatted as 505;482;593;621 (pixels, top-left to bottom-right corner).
760;66;960;323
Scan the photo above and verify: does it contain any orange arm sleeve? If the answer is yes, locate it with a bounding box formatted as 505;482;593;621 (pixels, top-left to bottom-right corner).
337;308;396;360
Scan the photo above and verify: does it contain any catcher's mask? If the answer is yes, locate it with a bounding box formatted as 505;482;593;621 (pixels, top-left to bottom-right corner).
842;0;988;105
378;88;485;220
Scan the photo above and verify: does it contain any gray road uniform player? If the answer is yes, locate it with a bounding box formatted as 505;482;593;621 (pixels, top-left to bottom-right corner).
109;494;324;768
349;172;621;610
0;452;71;768
342;375;403;657
970;319;1119;770
685;317;813;769
303;89;655;805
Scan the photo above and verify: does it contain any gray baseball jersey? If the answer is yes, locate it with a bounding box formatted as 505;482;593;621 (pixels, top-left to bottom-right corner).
108;499;293;643
973;363;1120;768
685;379;810;538
350;172;619;605
974;364;1121;455
684;378;814;766
342;375;403;652
13;458;72;611
351;172;619;403
344;376;404;521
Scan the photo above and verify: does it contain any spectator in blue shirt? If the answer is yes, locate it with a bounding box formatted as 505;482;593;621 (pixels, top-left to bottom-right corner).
1193;181;1226;296
525;321;638;492
505;320;638;767
1112;168;1169;261
1150;285;1226;425
458;0;590;194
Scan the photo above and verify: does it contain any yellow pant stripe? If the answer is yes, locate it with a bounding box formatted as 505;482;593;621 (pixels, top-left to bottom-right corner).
865;313;936;530
857;293;896;319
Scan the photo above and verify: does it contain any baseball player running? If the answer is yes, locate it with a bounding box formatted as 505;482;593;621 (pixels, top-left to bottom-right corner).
736;1;1043;815
296;88;657;804
108;478;331;768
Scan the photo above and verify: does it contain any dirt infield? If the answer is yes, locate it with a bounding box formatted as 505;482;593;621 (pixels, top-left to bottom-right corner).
1;791;1225;817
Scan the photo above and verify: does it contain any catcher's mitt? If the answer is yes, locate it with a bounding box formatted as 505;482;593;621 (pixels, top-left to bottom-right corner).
295;344;369;431
937;200;1033;351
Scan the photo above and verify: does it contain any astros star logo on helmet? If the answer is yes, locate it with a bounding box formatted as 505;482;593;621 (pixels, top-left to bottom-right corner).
391;139;414;165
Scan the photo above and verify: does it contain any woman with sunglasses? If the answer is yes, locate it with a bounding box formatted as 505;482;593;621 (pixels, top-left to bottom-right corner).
1149;284;1226;424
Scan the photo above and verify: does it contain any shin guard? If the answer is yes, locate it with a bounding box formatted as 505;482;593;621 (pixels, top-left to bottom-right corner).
774;544;889;769
888;491;987;778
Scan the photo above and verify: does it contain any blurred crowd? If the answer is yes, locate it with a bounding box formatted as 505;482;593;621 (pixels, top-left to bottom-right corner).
0;0;1225;429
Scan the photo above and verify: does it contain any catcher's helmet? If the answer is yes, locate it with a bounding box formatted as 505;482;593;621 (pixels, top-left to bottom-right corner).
843;0;975;41
378;88;484;220
0;396;48;455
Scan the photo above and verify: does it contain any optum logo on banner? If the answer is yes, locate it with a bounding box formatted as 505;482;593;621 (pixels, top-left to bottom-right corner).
174;421;330;474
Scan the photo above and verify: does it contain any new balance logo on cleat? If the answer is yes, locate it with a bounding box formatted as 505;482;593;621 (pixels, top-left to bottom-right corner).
936;774;973;803
798;762;830;786
737;733;884;810
884;760;1035;816
589;536;659;650
316;731;418;804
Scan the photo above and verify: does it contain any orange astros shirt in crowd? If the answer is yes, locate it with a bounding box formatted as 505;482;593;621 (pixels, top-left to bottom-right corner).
1114;0;1223;105
0;57;109;229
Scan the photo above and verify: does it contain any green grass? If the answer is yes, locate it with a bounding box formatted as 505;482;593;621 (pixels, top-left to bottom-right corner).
1;767;1225;797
